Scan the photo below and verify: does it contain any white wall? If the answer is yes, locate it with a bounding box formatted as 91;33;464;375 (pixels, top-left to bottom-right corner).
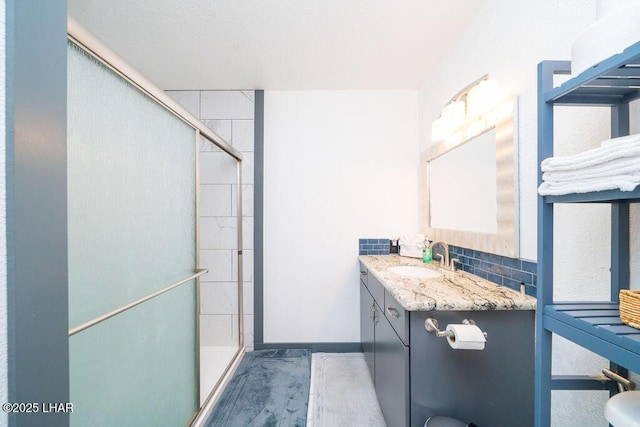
263;91;419;343
418;0;639;425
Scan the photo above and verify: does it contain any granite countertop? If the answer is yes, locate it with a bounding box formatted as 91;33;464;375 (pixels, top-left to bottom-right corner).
359;254;536;312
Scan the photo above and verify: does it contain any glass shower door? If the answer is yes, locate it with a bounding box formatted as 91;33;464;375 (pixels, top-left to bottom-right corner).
67;40;199;426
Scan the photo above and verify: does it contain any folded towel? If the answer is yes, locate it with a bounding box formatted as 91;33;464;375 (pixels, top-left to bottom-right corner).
538;134;640;196
541;134;640;172
601;133;640;148
542;156;640;182
398;234;426;258
538;174;640;196
398;234;425;246
399;244;424;258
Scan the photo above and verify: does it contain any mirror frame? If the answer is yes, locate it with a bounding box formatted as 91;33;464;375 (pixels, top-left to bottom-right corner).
421;96;519;258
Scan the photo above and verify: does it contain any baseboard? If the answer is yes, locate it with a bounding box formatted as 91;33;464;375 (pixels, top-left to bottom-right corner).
254;342;362;353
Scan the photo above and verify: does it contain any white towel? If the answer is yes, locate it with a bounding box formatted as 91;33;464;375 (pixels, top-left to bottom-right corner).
542;156;640;182
398;234;426;258
601;133;640;148
398;234;425;246
538;174;640;196
538;134;640;196
541;134;640;172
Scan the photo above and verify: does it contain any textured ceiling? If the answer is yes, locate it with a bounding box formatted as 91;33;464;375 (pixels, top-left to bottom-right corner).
68;0;485;90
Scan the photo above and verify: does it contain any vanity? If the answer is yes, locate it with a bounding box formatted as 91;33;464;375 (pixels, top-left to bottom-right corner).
359;254;536;427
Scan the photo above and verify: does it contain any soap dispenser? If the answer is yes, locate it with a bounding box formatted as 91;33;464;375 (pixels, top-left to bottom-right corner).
422;240;432;263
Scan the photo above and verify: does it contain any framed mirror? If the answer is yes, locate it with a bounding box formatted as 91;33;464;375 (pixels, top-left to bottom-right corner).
421;96;519;258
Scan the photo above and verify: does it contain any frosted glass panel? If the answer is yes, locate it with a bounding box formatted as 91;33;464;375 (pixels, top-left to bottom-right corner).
67;41;196;327
67;40;197;425
69;283;196;427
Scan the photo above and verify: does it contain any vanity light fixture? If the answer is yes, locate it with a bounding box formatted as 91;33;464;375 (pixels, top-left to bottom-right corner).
431;75;509;146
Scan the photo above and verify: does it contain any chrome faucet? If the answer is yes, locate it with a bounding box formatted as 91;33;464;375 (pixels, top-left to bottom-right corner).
428;241;459;271
429;241;449;268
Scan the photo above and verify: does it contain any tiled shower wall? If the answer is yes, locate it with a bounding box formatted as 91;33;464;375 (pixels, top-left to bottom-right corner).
167;90;255;351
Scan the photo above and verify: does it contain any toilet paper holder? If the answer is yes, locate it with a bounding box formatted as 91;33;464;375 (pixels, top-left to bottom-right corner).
424;318;488;339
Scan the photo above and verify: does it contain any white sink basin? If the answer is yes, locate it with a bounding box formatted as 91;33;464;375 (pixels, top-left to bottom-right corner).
387;265;442;279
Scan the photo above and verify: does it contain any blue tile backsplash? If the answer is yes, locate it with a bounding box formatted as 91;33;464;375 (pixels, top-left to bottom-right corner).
358;238;537;297
448;245;537;297
358;238;390;255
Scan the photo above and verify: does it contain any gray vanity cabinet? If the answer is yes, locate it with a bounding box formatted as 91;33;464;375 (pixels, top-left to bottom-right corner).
359;262;409;427
410;310;534;426
359;279;376;377
374;312;410;427
359;259;535;427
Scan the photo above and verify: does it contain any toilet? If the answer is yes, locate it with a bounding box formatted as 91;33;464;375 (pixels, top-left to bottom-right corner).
424;416;468;427
605;391;640;426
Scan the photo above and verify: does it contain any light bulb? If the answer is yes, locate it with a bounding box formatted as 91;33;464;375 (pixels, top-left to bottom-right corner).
441;101;466;134
431;117;446;142
467;79;498;119
465;118;488;140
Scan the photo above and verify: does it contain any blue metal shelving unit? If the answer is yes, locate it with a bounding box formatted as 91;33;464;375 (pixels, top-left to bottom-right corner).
536;41;640;426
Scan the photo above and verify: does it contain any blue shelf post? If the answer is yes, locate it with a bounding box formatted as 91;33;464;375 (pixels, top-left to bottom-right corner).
610;101;630;302
535;60;571;427
609;102;631;392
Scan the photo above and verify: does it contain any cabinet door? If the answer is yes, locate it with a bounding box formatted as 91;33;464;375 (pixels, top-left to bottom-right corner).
375;314;409;427
360;281;376;381
383;290;409;345
366;273;386;310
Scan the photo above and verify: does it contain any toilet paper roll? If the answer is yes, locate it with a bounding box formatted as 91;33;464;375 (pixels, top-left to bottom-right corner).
446;324;486;350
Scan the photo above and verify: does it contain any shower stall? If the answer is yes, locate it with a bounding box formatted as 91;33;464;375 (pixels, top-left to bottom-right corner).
66;19;245;426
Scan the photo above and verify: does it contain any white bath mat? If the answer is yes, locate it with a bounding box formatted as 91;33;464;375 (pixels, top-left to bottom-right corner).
308;353;386;427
